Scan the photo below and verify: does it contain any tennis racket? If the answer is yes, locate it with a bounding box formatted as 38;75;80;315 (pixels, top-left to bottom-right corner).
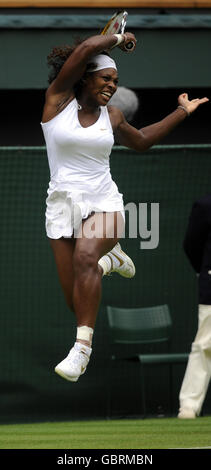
101;11;135;52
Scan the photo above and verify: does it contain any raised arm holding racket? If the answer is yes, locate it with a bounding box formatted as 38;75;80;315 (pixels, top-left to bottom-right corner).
41;12;209;384
100;10;136;51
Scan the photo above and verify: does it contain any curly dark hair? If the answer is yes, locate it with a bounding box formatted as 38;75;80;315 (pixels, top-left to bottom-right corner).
47;42;110;96
47;44;76;84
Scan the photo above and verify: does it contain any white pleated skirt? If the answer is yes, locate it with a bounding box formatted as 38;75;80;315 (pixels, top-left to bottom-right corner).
45;180;125;239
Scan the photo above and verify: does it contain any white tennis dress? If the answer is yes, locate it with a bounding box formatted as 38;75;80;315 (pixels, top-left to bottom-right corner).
41;98;124;239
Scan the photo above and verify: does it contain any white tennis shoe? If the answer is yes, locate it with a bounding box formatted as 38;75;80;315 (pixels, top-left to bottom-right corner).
178;408;196;419
55;342;92;382
108;242;136;278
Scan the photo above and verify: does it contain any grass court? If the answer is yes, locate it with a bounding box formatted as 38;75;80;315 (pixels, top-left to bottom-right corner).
0;417;211;449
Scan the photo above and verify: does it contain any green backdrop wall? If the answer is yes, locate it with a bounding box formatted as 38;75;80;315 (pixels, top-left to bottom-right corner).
0;13;211;89
0;144;211;423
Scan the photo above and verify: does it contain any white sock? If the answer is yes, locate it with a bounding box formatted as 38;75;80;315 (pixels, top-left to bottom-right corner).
98;255;112;276
98;245;122;276
76;325;93;347
74;341;92;356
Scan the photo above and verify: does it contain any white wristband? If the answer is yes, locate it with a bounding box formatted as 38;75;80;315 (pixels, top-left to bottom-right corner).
177;105;190;116
111;33;125;49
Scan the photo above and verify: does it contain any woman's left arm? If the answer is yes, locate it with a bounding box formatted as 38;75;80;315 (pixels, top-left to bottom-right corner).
113;93;209;152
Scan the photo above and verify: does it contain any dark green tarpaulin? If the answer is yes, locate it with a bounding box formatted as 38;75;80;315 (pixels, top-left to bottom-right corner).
0;12;211;88
1;14;211;29
0;144;211;423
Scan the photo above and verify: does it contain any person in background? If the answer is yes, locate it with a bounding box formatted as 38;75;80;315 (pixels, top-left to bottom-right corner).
178;194;211;419
109;86;139;123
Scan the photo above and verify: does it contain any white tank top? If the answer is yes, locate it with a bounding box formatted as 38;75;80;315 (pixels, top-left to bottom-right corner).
41;98;116;193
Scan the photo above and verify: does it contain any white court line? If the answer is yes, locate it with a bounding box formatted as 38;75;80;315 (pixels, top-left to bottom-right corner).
170;447;211;449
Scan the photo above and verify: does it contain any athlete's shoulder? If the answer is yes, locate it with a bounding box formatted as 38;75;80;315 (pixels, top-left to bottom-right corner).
107;105;125;129
108;104;124;117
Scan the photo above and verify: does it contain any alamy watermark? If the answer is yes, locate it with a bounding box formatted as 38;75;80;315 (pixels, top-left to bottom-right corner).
73;202;159;249
125;202;159;250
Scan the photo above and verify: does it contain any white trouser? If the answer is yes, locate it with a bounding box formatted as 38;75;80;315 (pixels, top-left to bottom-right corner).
179;304;211;415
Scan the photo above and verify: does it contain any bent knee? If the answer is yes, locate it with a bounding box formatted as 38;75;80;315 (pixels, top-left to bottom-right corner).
73;248;99;274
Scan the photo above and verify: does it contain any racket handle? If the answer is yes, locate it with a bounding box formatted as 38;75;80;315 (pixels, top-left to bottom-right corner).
124;40;135;52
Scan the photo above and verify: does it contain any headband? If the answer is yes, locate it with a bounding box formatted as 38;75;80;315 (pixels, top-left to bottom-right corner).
87;54;117;72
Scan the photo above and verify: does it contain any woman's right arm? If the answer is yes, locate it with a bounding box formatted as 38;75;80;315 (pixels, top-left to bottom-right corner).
42;33;136;122
48;33;136;96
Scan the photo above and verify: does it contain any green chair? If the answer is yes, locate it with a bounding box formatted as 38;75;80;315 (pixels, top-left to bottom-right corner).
106;304;189;418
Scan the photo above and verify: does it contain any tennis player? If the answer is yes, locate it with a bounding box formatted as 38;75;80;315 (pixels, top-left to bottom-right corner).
41;32;209;382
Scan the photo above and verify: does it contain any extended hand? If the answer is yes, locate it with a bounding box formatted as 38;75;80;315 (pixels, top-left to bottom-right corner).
178;93;209;115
